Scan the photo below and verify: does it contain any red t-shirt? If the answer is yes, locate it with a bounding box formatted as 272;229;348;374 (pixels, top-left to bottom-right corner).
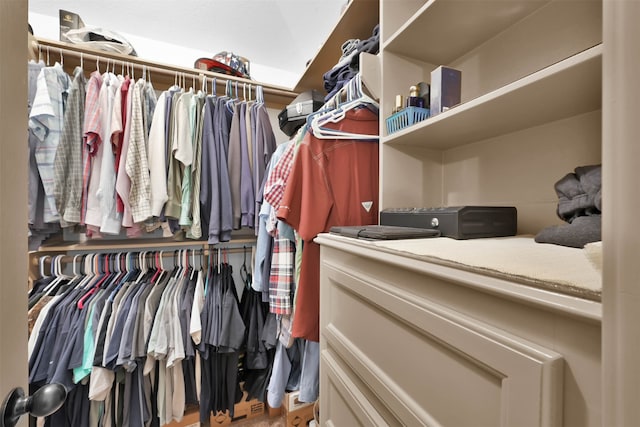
277;107;379;341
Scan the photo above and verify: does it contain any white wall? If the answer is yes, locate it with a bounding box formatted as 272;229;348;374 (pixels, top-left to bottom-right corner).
29;12;301;88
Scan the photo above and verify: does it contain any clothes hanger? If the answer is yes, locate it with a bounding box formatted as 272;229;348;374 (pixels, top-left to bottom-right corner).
103;251;133;302
257;85;265;104
72;254;82;277
203;249;212;295
38;254;64;291
150;250;163;284
225;80;232;98
77;253;107;309
240;246;252;289
310;74;379;140
189;249;198;280
38;255;69;297
134;251;149;284
181;249;190;278
39;255;51;279
304;80;353;132
171;250;182;280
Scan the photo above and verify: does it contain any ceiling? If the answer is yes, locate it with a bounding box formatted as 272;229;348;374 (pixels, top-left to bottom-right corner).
28;0;348;87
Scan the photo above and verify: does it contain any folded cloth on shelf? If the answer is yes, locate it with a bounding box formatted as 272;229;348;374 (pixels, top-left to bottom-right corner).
334;38;361;69
323;24;380;101
535;214;601;248
348;24;380;68
323;65;357;101
535;164;602;248
555;164;602;222
583;241;603;273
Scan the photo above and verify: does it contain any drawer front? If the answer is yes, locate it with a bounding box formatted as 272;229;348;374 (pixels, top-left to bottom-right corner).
320;255;564;427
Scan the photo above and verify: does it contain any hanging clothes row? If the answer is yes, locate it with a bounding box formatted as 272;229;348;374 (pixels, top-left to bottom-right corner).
252;73;380;408
28;248;273;427
27;53;277;251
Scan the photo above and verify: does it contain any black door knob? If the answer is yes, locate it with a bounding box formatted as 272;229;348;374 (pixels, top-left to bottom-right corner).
0;384;67;427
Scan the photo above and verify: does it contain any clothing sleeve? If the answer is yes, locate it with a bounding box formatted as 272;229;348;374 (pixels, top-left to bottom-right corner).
28;71;54;142
277;142;332;241
263;139;296;209
216;135;233;242
148;92;168;216
83;74;104;155
174;95;194;167
228;103;242;229
199;100;213;235
111;85;124;146
206;110;222;244
189;271;205;345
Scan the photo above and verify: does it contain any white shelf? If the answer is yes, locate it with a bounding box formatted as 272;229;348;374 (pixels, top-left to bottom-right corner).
383;0;550;63
383;44;602;149
293;0;379;93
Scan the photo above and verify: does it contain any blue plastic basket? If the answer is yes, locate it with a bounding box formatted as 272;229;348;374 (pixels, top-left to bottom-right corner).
386;106;430;135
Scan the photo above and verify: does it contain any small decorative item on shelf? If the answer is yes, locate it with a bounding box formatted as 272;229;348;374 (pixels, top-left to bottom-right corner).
406;85;425;108
386;106;430;134
386;83;431;134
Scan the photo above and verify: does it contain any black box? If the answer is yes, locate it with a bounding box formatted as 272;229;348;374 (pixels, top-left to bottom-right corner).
380;206;517;240
59;9;85;42
278;90;324;137
430;66;461;116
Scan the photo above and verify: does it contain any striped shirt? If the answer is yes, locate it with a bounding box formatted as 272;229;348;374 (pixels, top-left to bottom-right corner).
29;63;71;223
262;126;306;210
126;79;152;223
268;228;295;315
53;66;86;226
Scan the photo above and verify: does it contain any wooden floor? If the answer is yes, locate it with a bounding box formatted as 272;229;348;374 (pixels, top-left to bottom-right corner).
231;413;286;426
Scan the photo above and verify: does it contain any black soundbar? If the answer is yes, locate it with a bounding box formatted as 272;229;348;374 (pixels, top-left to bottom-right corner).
380;206;517;240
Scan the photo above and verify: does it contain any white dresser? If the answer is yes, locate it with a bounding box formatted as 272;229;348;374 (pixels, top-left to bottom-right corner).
317;233;601;427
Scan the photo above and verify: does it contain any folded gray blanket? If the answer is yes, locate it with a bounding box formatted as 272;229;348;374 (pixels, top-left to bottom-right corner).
535;164;602;248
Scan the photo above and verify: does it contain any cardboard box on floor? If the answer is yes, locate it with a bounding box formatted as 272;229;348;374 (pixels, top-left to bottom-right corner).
283;391;315;427
163;408;201;427
267;402;283;418
163;393;265;427
211;391;265;426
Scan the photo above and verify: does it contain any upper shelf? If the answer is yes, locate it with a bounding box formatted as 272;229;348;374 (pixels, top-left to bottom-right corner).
293;0;379;93
35;38;298;109
383;0;550;64
383;44;602;149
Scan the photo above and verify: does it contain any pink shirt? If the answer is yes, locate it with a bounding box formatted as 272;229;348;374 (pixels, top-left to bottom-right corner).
81;71;104;226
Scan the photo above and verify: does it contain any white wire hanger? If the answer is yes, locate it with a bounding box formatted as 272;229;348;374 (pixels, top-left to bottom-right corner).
309;73;378;140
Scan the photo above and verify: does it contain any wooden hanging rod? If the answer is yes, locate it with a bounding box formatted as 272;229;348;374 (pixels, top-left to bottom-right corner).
34;37;298;109
30;246;253;273
34;236;257;253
